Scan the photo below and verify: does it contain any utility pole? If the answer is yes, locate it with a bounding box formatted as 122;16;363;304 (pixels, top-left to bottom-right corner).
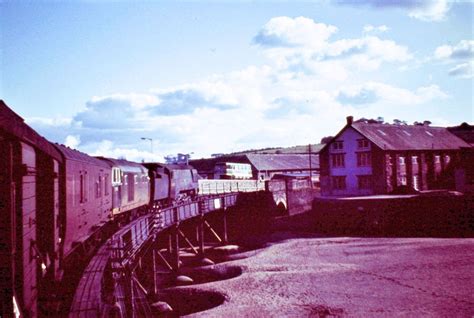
141;137;153;154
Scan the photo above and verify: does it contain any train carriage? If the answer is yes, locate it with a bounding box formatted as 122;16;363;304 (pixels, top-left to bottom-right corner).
97;158;150;218
0;101;63;317
53;144;113;264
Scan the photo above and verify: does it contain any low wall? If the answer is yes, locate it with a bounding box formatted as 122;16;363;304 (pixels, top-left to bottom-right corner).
312;193;474;237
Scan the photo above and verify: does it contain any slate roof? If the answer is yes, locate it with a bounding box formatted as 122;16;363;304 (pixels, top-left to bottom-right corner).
351;122;471;151
245;154;319;171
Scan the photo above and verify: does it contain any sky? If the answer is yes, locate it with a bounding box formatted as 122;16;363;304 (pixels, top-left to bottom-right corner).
1;0;473;161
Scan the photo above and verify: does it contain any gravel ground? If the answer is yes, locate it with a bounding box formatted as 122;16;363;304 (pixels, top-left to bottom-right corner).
184;235;474;317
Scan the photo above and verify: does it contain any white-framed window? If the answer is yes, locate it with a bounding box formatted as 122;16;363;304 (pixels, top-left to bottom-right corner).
332;141;344;150
399;156;406;165
413;175;420;191
357;139;369;149
434;155;441;164
445;155;451;164
331;153;345;168
357;152;371;167
412;156;418;165
400;175;407;186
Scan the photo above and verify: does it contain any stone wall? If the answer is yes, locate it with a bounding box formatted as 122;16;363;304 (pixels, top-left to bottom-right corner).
312;193;474;237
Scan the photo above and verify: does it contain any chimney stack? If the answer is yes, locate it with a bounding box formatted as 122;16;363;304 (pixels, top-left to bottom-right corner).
346;116;354;125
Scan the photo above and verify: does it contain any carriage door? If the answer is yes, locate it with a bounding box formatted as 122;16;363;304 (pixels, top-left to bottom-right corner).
112;168;122;213
128;173;135;202
0;136;16;317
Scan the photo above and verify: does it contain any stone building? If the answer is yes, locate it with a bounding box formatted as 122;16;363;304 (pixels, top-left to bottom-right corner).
319;116;472;196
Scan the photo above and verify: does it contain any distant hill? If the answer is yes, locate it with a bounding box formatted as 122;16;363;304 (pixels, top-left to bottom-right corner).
228;143;324;156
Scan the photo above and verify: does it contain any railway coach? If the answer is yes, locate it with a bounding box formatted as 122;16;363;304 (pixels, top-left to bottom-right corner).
97;157;150;219
0;101;63;317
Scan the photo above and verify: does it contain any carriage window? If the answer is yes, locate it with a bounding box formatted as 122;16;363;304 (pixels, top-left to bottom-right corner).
80;173;88;203
104;174;109;195
80;174;84;203
95;176;102;198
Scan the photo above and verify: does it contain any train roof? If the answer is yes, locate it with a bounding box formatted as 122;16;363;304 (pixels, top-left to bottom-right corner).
0;100;63;161
97;157;148;174
143;162;196;171
54;143;110;168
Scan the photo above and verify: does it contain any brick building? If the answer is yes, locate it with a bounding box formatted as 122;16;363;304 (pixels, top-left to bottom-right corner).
320;116;472;196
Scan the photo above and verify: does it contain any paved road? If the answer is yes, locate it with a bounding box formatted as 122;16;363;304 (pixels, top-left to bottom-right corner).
190;237;474;317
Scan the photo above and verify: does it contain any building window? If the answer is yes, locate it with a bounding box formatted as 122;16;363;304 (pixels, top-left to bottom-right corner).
434;155;441;164
444;155;451;164
412;156;418;165
357;152;371;167
413;175;420;191
332;141;344;150
358;175;372;189
400;175;407;186
357;139;369;149
332;176;346;190
399;156;406;165
331;153;345;168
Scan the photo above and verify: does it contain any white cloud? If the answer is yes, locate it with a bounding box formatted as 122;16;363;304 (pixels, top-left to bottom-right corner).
255;17;411;77
435;40;474;60
336;0;452;22
64;135;80;149
338;82;448;106
434;40;474;79
28;16;449;160
363;24;390;33
254;16;338;49
448;62;473;79
407;0;451;22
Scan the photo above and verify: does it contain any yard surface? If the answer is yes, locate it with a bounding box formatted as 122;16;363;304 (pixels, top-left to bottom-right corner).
189;236;474;317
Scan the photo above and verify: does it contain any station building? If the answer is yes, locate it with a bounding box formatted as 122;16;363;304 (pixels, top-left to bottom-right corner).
190;153;319;183
319;116;473;196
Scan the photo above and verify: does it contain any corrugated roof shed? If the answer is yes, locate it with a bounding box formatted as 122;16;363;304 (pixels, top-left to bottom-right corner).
352;122;471;151
245;154;319;171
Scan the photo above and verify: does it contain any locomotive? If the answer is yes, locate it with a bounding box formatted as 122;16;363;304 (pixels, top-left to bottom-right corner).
0;101;199;317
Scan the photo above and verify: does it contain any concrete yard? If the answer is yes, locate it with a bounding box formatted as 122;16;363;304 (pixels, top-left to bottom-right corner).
185;236;474;317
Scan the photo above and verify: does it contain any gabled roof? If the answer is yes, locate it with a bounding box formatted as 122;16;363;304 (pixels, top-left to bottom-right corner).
351;122;471;151
245;154;319;171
